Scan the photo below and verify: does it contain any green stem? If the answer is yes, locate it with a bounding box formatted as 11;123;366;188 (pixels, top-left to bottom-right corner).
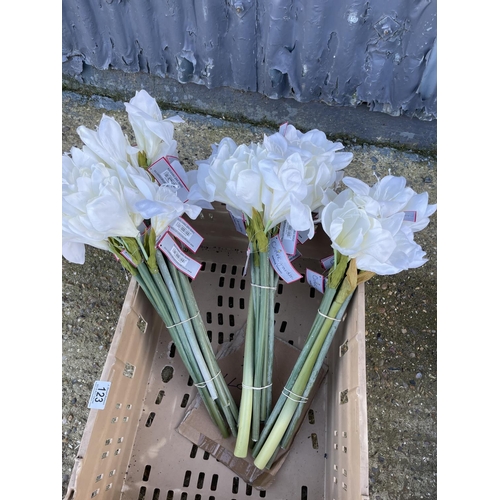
143;258;229;438
234;291;255;458
136;262;171;324
280;292;354;450
253;278;355;470
153;258;218;400
252;250;270;437
264;268;279;420
251;285;337;458
164;252;240;436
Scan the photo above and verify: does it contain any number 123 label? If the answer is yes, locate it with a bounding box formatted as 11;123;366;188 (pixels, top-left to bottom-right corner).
88;381;111;410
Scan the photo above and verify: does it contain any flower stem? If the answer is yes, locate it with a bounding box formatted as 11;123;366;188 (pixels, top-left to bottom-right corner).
140;257;230;438
265;269;279;419
234;291;255;458
280;292;354;450
153;257;218;400
162;252;240;436
253;277;356;470
251;285;337;458
251;248;269;440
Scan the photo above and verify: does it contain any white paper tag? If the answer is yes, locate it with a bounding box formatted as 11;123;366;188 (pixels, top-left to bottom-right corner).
268;235;302;283
88;381;111;410
306;269;325;294
297;229;310;244
321;254;335;270
288;248;302;262
168;217;203;253
403;210;417;222
228;208;247;235
120;249;138;267
279;221;298;255
157;233;202;279
148;156;190;202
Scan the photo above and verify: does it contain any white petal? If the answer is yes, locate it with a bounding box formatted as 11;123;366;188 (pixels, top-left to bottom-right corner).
62;241;86;264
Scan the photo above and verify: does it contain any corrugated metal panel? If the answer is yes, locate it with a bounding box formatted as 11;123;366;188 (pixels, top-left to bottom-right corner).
62;0;437;120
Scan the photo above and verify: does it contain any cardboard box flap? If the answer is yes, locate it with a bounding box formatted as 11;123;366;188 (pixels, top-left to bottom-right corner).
176;326;328;490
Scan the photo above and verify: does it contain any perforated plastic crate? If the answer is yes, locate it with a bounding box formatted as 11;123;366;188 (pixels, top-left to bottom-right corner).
64;203;369;500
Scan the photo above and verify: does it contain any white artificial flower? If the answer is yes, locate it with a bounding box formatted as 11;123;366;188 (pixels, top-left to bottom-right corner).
63;157;110;264
263;124;354;231
187;138;235;205
64;144;150;229
258;152;314;235
87;176;143;236
77;114;140;171
190;138;265;216
125;89;183;163
401;191;437;233
134;184;202;237
321;176;434;275
358;225;428;275
274;123;353;172
342;175;414;219
342;175;437;233
317;184;380;221
266;124;353;189
62;157;142;264
190;124;354;240
320;199;397;267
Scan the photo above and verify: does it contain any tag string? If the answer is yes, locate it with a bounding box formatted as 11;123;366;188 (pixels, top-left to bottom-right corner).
166;312;200;329
282;387;308;404
317;310;341;322
194;371;222;388
241;383;273;391
251;283;277;290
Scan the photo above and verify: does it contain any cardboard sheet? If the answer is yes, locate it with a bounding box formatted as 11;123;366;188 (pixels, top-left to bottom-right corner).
176;326;328;490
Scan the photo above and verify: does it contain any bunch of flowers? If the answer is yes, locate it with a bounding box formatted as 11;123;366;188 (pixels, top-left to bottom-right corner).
62;90;238;438
62;92;437;475
189;124;354;457
251;173;437;469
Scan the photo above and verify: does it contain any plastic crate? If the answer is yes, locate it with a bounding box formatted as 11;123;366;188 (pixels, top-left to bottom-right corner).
64;203;369;500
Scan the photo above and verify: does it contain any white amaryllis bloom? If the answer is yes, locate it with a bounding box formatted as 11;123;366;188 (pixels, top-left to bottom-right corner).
400;190;437;233
342;175;437;232
264;123;353;211
258;152;315;236
62;156;142;264
125;89;184;163
342;175;414;219
321;199;397;269
63;154;108;264
77;114;140;171
358;225;428;275
189;137;265;216
276;123;353;170
321;176;435;275
191;125;353;238
134;184;202;237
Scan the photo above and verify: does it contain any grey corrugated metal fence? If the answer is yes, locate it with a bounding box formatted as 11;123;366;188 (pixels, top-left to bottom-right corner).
62;0;436;121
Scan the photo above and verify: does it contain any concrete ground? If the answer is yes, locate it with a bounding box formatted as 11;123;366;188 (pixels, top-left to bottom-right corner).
62;90;437;499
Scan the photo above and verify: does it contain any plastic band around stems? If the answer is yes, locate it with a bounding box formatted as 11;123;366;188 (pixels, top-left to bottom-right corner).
241;383;273;391
281;387;308;404
166;312;200;329
251;283;277;290
194;371;222;388
317;310;341;322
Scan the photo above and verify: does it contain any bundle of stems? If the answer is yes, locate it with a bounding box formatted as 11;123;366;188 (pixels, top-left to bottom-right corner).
234;211;279;457
109;228;239;439
252;254;374;469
